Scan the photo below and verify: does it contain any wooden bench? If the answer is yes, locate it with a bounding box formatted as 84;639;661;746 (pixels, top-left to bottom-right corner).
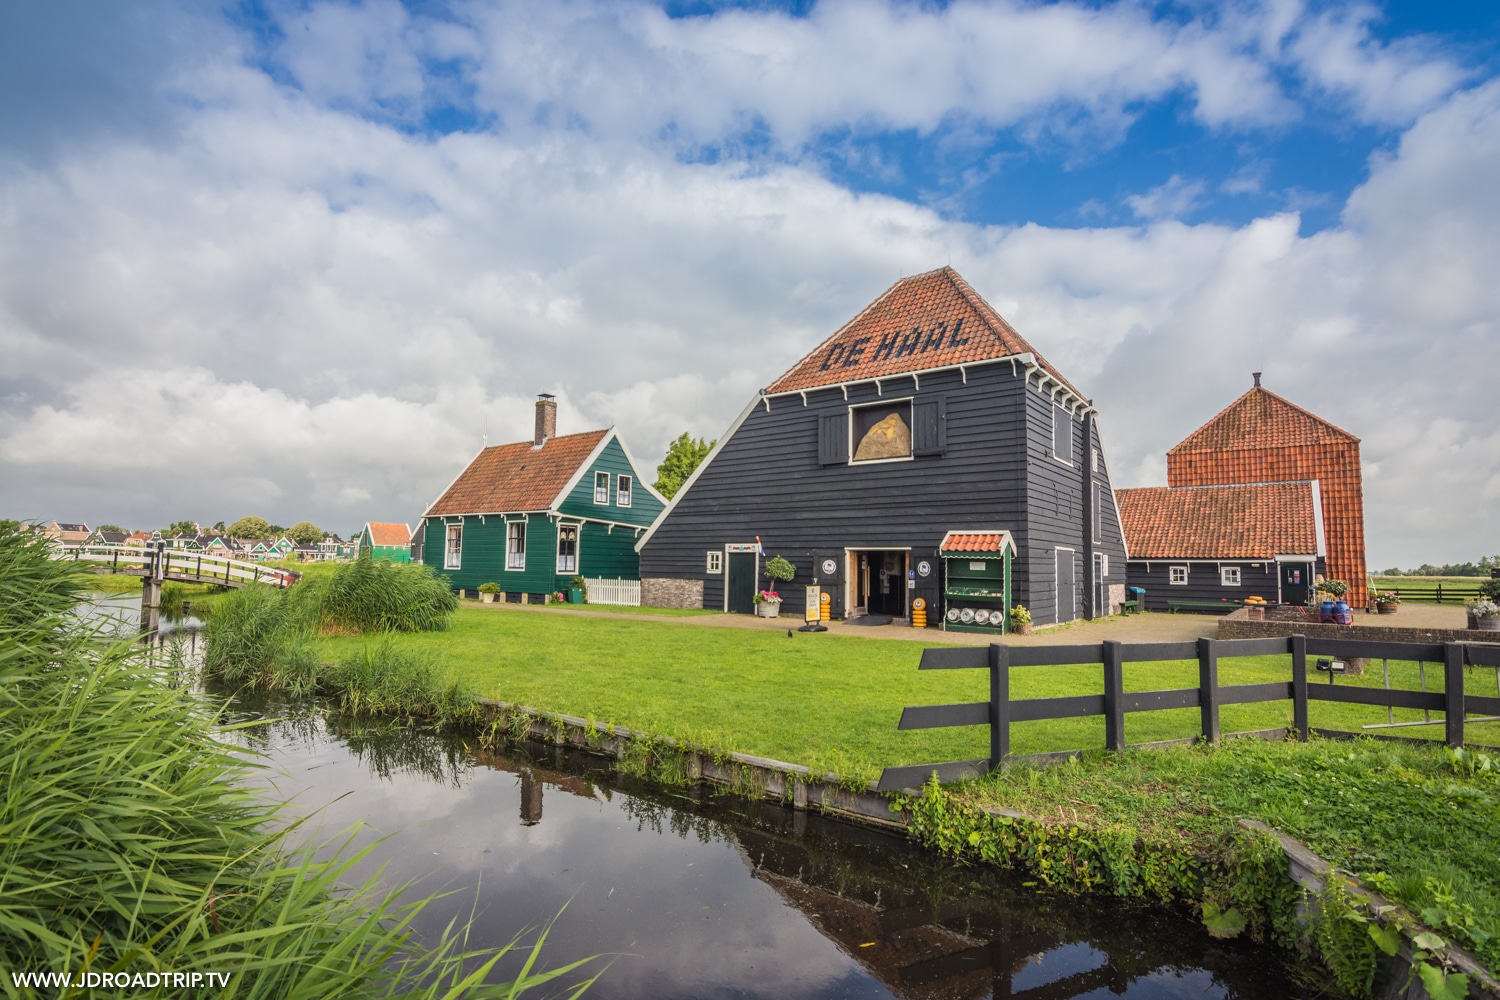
1119;599;1140;615
1166;599;1242;614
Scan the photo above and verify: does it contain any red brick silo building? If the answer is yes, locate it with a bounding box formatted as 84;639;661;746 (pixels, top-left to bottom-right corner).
1166;377;1368;606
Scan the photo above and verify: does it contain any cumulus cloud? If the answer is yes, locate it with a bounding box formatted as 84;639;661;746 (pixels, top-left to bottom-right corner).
1124;175;1208;221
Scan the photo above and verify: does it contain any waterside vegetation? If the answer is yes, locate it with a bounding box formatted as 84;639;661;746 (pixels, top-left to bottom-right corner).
0;522;598;998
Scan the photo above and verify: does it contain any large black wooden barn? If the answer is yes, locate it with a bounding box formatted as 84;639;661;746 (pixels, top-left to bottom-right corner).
635;267;1128;626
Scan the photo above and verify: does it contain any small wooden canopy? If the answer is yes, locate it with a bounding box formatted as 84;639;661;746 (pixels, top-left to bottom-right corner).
939;530;1016;555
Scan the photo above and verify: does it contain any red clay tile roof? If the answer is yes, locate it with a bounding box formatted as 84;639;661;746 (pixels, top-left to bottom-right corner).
366;522;410;547
1168;387;1358;455
939;530;1016;554
766;267;1082;397
425;430;608;516
1114;482;1320;560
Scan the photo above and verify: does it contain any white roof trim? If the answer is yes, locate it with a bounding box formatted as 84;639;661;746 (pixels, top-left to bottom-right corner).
613;433;669;506
938;529;1017;556
635;393;761;553
549;428;617;511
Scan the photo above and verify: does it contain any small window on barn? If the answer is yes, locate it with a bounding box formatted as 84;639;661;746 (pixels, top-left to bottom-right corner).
594;471;609;505
850;400;913;463
706;551;722;574
444;524;462;570
1052;403;1074;464
556;525;578;573
1169;565;1188;585
1221;566;1241;587
617;474;633;507
506;521;526;571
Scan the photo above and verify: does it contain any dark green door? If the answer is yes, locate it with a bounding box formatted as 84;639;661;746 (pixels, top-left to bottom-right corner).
1281;562;1310;605
727;553;756;614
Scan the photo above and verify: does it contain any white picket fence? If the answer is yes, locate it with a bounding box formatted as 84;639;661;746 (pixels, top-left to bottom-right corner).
584;577;641;607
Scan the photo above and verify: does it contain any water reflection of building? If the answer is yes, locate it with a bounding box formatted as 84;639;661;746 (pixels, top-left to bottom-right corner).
519;770;543;826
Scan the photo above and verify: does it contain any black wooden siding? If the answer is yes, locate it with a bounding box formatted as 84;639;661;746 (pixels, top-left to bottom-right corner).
1124;560;1279;610
638;362;1128;624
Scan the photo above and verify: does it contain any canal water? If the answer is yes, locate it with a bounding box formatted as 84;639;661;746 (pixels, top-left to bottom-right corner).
101;597;1318;999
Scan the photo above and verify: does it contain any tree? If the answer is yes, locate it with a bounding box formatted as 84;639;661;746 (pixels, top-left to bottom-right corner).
654;433;715;499
227;516;273;540
212;521;226;533
97;524;121;533
166;520;199;537
287;521;323;546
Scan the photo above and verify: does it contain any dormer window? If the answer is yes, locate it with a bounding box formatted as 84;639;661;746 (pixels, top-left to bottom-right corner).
617;474;633;507
594;471;610;505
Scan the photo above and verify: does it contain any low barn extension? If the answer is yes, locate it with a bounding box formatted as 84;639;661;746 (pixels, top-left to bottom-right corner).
1115;481;1326;612
635;266;1128;626
417;395;664;600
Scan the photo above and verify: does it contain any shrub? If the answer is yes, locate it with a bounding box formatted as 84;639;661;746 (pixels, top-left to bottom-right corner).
763;555;796;584
478;581;502;594
315;555;459;634
1009;604;1032;625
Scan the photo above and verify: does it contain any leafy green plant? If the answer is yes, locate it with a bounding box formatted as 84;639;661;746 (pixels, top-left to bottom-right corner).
763;555;796;585
1009;604;1031;625
315;555;459;633
1317;579;1351;598
478;582;502;594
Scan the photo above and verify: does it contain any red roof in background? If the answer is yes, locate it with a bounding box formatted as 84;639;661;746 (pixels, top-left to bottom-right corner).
1115;482;1320;559
766;267;1082;397
425;430;608;516
366;522;410;547
1169;387;1358;455
939;531;1016;554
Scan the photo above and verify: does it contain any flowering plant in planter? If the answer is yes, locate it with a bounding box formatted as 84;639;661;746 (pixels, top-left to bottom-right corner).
1471;599;1500;619
1315;579;1350;599
1372;591;1400;606
753;589;781;604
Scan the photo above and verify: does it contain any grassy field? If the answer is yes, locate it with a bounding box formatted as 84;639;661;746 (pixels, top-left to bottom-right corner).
462;600;721;618
315;608;1500;781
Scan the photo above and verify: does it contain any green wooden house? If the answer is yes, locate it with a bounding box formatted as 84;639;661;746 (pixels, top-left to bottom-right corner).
358;522;413;562
417;396;665;598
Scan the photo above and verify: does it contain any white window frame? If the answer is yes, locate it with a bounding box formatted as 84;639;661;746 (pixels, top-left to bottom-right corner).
847;396;915;466
506;520;526;571
616;474;632;507
593;471;610;505
1221;565;1242;587
706;551;723;574
556;523;579;574
444;524;462;570
1169;565;1188;585
1052;402;1074;466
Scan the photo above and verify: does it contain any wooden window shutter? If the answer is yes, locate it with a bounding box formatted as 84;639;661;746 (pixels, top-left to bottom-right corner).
913;397;946;456
818;413;849;466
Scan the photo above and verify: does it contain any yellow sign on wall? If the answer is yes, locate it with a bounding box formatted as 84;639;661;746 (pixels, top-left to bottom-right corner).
805;586;822;622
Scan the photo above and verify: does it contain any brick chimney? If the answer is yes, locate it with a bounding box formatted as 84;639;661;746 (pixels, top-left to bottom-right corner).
534;393;557;448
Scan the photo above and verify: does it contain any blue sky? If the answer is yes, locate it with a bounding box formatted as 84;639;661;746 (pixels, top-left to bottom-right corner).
1;0;1497;565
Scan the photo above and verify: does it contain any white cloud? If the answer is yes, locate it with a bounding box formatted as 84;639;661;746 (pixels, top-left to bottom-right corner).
1124;175;1208;220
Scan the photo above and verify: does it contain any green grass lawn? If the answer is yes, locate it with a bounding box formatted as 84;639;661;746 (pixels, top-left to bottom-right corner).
460;600;721;618
316;608;1500;782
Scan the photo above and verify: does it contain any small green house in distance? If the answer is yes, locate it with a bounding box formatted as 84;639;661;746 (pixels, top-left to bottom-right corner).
358;522;413;562
417;395;665;600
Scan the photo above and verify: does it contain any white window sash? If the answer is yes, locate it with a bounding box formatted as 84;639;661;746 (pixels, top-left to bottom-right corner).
594;472;610;505
617;475;632;507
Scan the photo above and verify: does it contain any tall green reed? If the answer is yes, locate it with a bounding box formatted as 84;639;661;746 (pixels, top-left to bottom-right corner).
0;521;598;998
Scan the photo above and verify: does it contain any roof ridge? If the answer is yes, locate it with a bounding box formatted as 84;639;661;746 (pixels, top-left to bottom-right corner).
1168;387;1358;454
764;274;911;392
942;268;1084;398
482;428;610;452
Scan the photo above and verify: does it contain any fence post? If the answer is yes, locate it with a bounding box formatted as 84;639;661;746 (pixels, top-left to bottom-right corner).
1445;642;1465;749
1198;637;1221;743
989;644;1010;769
1103;640;1124;751
1291;634;1308;741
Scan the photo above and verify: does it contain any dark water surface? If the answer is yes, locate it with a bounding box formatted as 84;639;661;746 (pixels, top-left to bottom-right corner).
224;700;1318;1000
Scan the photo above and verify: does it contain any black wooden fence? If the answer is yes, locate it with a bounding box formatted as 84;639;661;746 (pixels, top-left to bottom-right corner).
876;635;1500;792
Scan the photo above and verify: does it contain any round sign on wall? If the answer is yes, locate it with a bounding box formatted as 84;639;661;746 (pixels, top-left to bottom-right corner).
916;559;932;577
821;558;838;576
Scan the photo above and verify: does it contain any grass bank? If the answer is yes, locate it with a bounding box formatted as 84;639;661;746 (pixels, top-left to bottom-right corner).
901;738;1500;992
314;607;1500;782
1;522;597;998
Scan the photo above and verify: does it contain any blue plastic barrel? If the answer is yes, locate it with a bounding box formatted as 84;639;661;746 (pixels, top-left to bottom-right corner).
1333;599;1352;625
1319;599;1335;624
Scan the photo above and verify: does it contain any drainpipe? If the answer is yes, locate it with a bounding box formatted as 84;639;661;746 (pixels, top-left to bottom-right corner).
1082;407;1095;621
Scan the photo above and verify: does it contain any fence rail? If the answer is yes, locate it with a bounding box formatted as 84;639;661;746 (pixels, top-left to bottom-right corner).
583;577;641;607
877;635;1498;791
54;543;299;589
1376;582;1486;604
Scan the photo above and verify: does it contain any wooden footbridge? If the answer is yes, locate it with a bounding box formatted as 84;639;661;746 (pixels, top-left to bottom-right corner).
56;542;300;634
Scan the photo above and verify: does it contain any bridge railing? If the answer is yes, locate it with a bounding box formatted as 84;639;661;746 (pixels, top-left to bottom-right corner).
55;544;299;588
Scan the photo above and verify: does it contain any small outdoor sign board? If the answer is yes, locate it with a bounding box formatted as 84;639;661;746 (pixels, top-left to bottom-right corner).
805;586;822;622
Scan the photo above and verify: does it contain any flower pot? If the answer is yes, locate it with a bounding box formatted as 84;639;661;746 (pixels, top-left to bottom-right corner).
480;592;496;603
1477;617;1500;631
1012;622;1033;636
1375;603;1398;615
1468;614;1478;630
755;602;781;618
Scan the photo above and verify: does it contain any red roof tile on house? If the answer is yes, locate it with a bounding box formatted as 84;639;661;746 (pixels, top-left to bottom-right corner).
1114;482;1320;560
766;267;1081;397
366;522;410;547
939;530;1016;554
1168;387;1357;455
425;430;608;516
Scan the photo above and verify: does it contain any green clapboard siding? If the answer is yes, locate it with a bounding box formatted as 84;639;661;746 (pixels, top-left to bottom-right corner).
556;437;664;528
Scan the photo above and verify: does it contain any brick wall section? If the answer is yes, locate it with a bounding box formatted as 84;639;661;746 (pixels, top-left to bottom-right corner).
1217;609;1500;645
641;577;705;610
1168;388;1368;607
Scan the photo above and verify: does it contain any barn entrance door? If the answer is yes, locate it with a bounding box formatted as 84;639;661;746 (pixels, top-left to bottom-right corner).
726;552;757;614
1056;548;1078;622
1280;562;1311;606
854;551;908;618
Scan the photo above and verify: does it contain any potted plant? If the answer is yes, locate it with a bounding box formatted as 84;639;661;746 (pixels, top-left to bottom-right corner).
569;575;587;604
1009;604;1033;636
1315;579;1350;599
478;582;501;604
1372;591;1400;615
1469;598;1500;631
753;589;782;618
763;555;796;591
